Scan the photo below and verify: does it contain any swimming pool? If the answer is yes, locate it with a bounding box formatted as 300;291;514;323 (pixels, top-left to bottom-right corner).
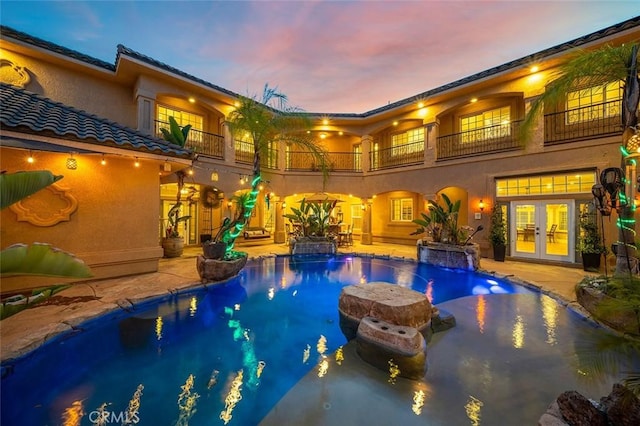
0;256;622;425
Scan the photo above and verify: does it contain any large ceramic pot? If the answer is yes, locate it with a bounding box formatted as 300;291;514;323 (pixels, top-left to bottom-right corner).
581;252;601;272
492;244;506;262
162;237;184;258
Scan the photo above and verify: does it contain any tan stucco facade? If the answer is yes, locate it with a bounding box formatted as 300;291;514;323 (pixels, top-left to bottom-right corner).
1;21;639;292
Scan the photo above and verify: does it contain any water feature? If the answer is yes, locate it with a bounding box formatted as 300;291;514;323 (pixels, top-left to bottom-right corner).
0;255;627;425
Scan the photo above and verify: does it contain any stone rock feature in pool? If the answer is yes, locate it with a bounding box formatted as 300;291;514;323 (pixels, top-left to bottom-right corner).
196;254;247;283
430;307;457;333
338;282;433;341
356;316;427;380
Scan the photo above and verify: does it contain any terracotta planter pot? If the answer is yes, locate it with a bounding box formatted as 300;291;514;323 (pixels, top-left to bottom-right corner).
162;237;184;258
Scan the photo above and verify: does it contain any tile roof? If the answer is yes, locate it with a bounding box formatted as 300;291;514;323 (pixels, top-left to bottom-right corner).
0;83;193;159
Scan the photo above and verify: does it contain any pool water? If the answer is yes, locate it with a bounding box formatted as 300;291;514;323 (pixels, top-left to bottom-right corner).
2;256;529;425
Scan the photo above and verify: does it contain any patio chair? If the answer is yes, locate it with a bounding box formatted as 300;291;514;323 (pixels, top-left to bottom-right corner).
547;224;558;243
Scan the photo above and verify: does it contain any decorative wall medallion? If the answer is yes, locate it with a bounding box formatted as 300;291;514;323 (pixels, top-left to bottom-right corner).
10;183;78;227
0;59;31;88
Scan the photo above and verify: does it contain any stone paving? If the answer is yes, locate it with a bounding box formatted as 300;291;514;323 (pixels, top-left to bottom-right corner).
0;240;597;362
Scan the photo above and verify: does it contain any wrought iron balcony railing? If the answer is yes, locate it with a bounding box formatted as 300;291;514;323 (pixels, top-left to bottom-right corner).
285;151;361;172
436;120;522;160
234;139;278;169
544;100;623;145
155;120;224;159
369;141;424;171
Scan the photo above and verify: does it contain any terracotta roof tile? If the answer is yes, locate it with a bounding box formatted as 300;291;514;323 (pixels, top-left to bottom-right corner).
0;83;193;158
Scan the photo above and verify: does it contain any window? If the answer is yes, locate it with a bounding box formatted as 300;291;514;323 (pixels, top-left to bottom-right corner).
566;81;622;124
353;144;362;171
391;198;413;222
391;128;424;155
496;171;596;197
461;106;511;143
351;204;362;231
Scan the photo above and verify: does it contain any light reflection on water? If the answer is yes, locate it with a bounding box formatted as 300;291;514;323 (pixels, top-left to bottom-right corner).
2;256;539;425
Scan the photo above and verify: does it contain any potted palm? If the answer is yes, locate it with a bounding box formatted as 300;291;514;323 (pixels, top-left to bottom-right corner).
412;194;483;270
489;204;507;262
284;198;338;254
577;212;604;271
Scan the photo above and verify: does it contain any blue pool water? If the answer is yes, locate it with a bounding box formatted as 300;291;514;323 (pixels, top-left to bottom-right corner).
1;256;528;425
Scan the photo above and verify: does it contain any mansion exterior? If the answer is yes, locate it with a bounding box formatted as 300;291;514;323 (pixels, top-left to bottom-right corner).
1;18;639;291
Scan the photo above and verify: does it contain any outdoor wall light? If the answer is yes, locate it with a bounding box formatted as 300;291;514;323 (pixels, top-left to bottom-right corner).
478;199;485;212
101;154;107;166
66;153;77;170
282;202;287;209
27;150;34;164
134;157;140;168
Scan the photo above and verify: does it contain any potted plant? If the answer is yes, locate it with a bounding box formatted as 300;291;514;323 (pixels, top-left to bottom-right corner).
162;170;192;258
577;212;604;271
412;194;483;270
489;204;507;262
284;198;338;254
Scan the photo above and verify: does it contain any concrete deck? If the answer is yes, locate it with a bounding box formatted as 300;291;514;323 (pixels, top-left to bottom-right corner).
0;240;597;362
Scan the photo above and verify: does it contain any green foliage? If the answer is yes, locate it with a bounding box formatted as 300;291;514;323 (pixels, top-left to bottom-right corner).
412;194;466;244
489;205;507;247
0;170;63;209
165;202;191;238
0;171;93;279
160;116;191;147
219;84;328;252
520;43;639;143
284;198;336;238
578;212;605;254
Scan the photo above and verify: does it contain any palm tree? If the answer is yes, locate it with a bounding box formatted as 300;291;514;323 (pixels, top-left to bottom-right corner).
218;84;327;256
522;43;639;276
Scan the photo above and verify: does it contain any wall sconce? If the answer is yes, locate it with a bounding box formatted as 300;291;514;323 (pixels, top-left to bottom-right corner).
227;200;233;208
27;150;34;164
101;154;107;166
163;160;171;172
134;157;140;168
211;171;219;181
361;203;367;211
282;202;287;209
478;199;485;212
66;153;77;170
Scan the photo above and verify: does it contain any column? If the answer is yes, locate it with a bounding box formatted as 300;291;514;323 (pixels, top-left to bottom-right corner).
361;199;373;245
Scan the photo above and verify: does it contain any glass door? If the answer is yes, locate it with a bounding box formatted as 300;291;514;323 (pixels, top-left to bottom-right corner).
510;200;574;262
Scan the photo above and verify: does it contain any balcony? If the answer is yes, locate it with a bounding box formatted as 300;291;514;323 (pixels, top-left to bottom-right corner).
155;120;224;159
369;141;424;171
234;139;278;169
286;151;362;172
544;100;623;145
436;121;522;160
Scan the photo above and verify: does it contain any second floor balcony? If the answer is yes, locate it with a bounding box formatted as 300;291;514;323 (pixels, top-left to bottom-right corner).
155;120;224;159
370;141;424;171
436;121;522;160
286;151;362;172
544;100;623;145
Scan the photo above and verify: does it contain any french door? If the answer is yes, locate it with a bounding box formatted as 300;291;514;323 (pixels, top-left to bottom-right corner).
510;200;574;262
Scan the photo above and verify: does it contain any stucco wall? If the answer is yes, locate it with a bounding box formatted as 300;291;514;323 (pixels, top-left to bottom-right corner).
1;147;163;292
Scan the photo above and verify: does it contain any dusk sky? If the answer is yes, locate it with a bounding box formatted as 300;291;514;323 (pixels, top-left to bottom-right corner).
1;1;638;113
